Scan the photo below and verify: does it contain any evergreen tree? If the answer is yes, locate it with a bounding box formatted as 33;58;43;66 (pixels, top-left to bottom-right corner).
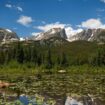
16;44;24;63
24;46;31;63
5;50;10;64
37;53;42;66
0;51;5;65
57;56;61;65
46;48;53;69
61;52;68;67
31;47;37;64
97;50;102;66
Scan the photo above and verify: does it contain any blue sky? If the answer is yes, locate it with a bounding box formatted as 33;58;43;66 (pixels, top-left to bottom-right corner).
0;0;105;38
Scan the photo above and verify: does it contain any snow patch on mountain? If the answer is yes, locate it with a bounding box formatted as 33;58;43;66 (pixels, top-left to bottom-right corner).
32;28;67;41
5;29;12;33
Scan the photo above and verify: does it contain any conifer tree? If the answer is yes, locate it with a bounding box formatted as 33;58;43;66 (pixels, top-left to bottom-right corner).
16;43;24;63
46;48;53;69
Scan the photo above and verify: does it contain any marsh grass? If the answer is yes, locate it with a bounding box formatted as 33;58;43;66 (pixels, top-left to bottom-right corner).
0;64;105;104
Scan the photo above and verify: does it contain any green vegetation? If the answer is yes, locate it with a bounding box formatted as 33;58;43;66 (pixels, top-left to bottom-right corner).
0;68;105;104
0;40;105;68
0;40;105;104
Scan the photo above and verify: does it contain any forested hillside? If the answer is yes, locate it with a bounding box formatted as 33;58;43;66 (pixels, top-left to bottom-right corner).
0;40;105;70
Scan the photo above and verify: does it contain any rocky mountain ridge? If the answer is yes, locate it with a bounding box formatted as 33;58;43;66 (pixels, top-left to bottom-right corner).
0;27;105;44
31;28;67;41
68;28;105;42
31;28;105;43
0;28;19;43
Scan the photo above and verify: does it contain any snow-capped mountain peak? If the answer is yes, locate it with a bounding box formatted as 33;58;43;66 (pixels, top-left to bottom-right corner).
68;28;105;42
31;28;67;41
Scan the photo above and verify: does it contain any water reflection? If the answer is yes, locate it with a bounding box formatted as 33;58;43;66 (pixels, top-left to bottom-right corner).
19;94;52;105
65;96;83;105
19;95;29;105
0;89;104;105
18;94;92;105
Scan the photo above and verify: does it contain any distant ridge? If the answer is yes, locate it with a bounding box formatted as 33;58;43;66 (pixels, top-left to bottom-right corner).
0;27;105;44
0;28;19;43
31;28;67;41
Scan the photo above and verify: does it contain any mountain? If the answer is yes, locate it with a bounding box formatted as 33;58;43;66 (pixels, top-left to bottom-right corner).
0;28;19;43
31;28;105;43
68;29;105;43
31;28;67;41
1;27;105;45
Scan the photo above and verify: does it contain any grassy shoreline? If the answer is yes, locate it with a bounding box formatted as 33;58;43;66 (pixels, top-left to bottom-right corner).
0;64;105;77
0;65;105;104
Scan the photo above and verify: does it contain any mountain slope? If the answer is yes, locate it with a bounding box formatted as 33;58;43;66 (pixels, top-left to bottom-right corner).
31;28;67;41
69;29;105;43
0;28;19;43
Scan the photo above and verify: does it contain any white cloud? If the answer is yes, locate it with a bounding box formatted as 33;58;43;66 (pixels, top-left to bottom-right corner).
33;18;105;38
80;18;105;29
5;4;12;8
5;4;23;12
65;27;83;37
101;0;105;3
34;22;83;38
33;19;105;38
35;22;68;32
17;16;33;26
17;6;23;12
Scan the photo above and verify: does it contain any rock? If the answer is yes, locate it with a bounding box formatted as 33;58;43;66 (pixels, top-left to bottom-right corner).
69;28;105;43
0;28;19;43
58;70;66;73
65;96;83;105
31;28;67;41
0;80;15;88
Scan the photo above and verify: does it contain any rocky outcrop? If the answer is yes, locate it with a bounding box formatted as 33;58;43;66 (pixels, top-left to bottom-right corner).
31;28;67;41
0;81;15;88
31;28;105;43
65;94;104;105
0;28;19;43
69;29;105;43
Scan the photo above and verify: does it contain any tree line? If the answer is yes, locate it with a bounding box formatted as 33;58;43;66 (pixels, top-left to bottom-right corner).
0;42;105;69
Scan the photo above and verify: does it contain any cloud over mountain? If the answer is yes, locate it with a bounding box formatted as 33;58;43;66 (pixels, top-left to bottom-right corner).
79;18;105;29
33;22;83;38
35;22;67;32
